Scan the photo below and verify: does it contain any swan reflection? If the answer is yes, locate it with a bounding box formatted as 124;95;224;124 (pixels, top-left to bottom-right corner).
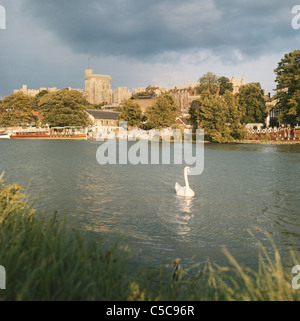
173;195;194;236
175;195;193;213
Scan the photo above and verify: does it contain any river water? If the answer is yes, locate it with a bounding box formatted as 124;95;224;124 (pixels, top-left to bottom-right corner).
1;140;300;269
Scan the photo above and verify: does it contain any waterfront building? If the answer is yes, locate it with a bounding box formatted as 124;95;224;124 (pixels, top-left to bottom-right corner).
86;109;120;129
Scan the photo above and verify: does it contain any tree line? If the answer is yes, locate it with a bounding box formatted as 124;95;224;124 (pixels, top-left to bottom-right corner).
119;50;299;143
0;50;299;143
0;89;93;128
118;74;268;142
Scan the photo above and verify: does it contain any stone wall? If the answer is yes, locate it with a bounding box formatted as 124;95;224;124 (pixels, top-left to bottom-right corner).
112;87;132;105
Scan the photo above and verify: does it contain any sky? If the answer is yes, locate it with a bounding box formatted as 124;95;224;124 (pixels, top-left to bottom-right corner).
0;0;299;99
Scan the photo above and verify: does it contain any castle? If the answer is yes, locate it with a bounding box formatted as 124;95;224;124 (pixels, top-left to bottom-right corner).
84;69;112;105
14;71;247;113
231;76;245;94
14;69;127;106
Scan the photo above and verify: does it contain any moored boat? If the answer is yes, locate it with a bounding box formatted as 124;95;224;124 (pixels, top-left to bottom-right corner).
10;127;87;140
0;133;11;139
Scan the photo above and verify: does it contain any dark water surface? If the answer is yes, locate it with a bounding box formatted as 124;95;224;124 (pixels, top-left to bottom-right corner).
1;140;300;269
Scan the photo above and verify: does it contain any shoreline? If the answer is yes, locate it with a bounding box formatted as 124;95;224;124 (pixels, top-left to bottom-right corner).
234;139;300;145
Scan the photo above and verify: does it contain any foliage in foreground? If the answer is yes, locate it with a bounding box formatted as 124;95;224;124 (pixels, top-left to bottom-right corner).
0;177;299;301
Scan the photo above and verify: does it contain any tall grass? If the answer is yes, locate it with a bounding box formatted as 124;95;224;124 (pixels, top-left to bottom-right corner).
0;175;299;301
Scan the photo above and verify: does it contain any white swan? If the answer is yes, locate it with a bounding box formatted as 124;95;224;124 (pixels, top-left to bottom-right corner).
175;166;195;197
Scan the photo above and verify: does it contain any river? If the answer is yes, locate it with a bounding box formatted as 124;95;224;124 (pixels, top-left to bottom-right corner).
1;139;299;269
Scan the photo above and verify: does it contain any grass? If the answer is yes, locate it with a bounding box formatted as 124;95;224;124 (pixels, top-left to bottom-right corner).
0;175;299;301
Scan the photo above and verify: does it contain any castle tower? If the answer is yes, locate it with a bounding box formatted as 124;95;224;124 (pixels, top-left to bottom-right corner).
85;69;112;105
231;76;245;94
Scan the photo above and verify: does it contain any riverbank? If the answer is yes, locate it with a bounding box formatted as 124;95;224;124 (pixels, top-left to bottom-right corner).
0;177;299;301
237;139;300;145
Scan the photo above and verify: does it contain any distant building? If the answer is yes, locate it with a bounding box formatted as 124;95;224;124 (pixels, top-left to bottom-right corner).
86;109;120;128
145;85;169;96
132;87;147;95
176;112;191;129
112;87;132;105
84;69;112;105
170;86;200;113
245;123;264;130
231;76;245;94
14;85;41;97
132;97;156;113
102;104;120;111
14;85;84;97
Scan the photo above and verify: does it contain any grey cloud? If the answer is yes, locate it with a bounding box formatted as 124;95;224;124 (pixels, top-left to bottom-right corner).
22;0;298;62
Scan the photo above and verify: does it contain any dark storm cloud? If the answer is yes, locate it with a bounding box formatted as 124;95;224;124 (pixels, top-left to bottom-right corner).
23;0;297;61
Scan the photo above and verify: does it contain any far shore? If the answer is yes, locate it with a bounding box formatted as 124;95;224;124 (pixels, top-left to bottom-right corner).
235;139;300;145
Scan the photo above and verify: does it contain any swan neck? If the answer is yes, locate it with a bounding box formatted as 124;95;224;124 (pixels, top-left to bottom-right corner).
184;170;190;189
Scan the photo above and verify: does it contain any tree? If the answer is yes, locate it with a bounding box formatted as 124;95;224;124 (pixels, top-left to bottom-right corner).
0;92;35;127
189;99;202;130
38;89;92;127
118;99;143;127
223;91;246;140
218;76;233;95
131;91;155;99
197;72;219;95
32;90;49;111
189;91;245;143
93;103;105;110
190;93;232;143
237;83;267;124
146;94;177;129
274;50;300;126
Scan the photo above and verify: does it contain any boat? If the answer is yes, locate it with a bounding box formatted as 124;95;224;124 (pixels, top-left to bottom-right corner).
0;133;11;139
10;127;87;140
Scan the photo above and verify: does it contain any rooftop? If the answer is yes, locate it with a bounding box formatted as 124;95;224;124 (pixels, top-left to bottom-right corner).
86;109;120;120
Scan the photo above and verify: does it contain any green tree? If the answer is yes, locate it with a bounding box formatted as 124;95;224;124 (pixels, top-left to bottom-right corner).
223;91;246;140
93;103;105;110
189;92;245;143
274;50;300;126
32;90;49;111
197;72;219;95
146;94;177;129
132;91;155;99
191;93;232;142
38;89;92;127
0;92;35;127
238;83;267;124
118;99;143;127
218;76;233;96
189;99;202;130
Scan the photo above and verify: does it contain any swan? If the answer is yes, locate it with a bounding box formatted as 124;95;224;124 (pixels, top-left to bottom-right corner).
175;166;195;197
